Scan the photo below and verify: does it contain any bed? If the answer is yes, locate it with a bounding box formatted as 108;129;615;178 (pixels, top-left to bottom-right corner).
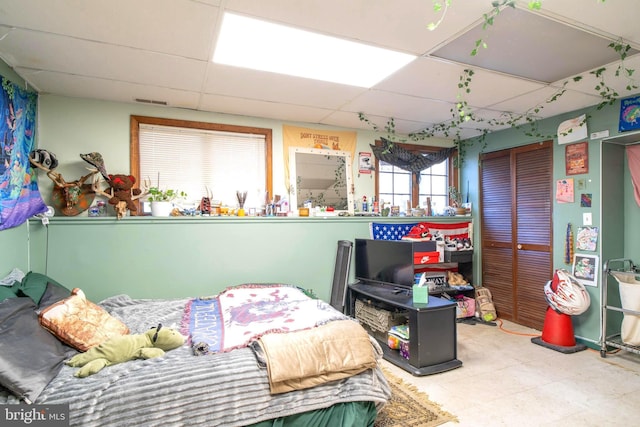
0;273;391;427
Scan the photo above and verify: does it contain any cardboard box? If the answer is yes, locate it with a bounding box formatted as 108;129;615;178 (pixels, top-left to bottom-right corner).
413;240;437;252
444;250;473;263
413;251;440;264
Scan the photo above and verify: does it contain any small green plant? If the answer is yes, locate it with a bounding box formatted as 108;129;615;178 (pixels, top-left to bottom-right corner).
147;187;187;202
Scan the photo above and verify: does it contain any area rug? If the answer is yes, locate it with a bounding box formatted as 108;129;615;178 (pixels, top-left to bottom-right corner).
375;368;458;427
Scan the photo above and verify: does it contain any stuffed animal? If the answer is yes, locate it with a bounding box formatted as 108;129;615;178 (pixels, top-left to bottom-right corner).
66;324;185;378
104;174;142;213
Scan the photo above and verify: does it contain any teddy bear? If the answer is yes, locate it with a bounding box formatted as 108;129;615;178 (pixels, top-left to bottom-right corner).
66;324;185;378
104;174;142;214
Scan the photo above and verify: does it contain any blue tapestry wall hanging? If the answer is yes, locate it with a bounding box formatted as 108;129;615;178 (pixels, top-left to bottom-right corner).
0;77;47;230
619;95;640;132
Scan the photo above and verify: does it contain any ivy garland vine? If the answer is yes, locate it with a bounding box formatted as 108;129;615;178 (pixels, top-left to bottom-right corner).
359;0;637;166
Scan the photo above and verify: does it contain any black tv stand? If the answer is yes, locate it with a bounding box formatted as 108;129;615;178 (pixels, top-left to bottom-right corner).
348;280;462;376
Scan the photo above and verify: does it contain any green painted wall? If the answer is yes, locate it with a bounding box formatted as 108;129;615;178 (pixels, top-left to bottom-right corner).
0;223;30;274
34;94;452;211
26;216;469;303
460;96;640;346
27;216;375;303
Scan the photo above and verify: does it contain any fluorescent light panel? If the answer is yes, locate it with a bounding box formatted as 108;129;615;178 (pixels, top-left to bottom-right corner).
213;13;416;88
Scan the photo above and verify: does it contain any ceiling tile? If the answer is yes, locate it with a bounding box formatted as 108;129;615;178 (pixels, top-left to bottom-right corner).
223;0;491;55
0;0;219;59
562;53;640;99
16;69;201;109
489;86;603;119
2;29;208;91
203;63;367;109
432;6;633;83
540;1;640;46
199;93;334;124
0;0;637;142
344;90;457;124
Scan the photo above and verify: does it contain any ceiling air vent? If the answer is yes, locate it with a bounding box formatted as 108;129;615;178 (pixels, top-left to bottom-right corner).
134;98;168;106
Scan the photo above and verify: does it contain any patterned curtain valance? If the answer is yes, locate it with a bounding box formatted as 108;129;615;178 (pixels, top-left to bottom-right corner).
370;137;456;175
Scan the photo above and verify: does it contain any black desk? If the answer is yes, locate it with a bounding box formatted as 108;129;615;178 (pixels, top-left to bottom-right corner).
348;281;462;375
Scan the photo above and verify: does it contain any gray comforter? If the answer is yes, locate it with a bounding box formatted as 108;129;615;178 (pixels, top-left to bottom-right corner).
1;295;391;426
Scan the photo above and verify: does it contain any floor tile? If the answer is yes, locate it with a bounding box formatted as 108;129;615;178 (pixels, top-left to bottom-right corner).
381;318;640;426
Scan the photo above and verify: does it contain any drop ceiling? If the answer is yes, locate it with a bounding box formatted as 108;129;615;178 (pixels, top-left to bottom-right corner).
0;0;638;140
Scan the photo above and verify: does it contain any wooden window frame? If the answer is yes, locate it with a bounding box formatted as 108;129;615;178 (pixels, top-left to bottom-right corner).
373;140;458;208
130;115;273;214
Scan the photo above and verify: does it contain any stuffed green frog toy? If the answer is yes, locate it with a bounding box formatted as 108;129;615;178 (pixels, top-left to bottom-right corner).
66;324;185;378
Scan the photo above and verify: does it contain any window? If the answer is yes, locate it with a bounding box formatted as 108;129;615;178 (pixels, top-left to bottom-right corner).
374;140;456;214
130;116;272;210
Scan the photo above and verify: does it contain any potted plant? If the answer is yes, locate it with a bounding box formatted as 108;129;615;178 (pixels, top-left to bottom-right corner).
147;187;187;216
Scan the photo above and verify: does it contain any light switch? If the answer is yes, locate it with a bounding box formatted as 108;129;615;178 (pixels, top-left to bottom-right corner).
583;212;592;226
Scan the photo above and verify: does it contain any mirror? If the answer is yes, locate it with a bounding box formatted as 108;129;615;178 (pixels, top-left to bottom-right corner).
289;147;354;214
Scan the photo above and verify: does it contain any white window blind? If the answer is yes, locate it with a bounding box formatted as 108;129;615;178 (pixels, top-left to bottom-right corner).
139;124;266;207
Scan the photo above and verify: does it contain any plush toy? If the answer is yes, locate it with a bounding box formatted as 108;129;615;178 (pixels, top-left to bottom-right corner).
104;174;142;213
66;324;185;378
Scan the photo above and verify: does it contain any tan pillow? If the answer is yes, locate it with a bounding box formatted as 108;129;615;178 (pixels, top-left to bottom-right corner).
39;288;129;351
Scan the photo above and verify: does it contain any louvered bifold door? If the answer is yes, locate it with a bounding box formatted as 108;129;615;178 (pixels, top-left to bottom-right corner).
480;141;553;330
480;150;515;320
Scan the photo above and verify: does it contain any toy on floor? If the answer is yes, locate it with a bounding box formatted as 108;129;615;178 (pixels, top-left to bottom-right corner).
66;324;185;378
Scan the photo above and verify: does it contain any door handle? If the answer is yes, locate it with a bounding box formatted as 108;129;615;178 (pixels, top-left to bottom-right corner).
517;244;522;249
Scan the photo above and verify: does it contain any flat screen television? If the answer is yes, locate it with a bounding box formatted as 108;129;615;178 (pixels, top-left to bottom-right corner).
355;238;416;288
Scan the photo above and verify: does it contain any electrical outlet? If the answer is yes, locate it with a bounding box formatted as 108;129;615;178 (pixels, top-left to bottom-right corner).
583;212;592;226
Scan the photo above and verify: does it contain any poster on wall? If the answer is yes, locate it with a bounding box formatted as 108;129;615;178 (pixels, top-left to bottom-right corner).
565;141;589;175
556;178;574;203
282;125;356;189
619;95;640;132
576;226;598;251
0;77;47;230
557;114;587;145
572;254;599;287
359;152;373;174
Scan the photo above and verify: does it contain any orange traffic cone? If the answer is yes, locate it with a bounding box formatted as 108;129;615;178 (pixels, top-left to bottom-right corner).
541;306;577;346
531;273;587;353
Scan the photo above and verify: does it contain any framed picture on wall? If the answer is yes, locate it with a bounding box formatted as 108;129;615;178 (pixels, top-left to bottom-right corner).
572;254;599;287
576;226;598;251
619;95;640;132
565;141;589;175
359;152;373;174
